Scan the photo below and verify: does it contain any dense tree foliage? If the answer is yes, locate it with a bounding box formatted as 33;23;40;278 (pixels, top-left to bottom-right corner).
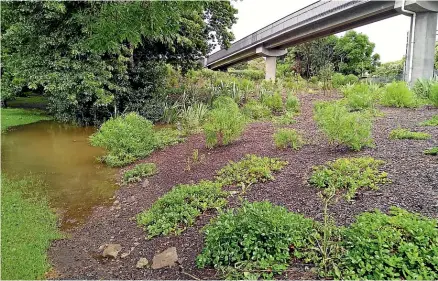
1;1;237;125
280;31;380;78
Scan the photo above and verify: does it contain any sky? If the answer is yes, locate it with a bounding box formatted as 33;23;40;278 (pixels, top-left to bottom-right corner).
227;0;412;63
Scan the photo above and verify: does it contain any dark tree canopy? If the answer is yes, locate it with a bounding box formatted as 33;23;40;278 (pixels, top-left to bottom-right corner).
283;31;380;78
1;1;237;125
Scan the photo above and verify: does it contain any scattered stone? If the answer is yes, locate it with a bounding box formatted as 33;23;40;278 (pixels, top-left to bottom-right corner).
229;190;239;195
136;258;149;269
120;252;130;259
102;244;122;258
134;242;140;246
98;244;107;251
113;200;120;205
115;206;121;210
142;179;150;188
151;247;178;269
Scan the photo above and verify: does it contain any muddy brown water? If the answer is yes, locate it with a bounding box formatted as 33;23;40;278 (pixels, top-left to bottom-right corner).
1;121;118;230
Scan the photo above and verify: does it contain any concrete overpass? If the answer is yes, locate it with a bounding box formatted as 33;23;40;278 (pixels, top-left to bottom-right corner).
205;0;438;83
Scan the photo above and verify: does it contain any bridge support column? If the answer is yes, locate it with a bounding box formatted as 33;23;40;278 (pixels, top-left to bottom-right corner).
265;57;277;81
406;12;437;83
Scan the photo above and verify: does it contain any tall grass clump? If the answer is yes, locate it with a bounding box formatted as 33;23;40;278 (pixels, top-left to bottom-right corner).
412;78;432;99
179;102;209;133
380;81;416;108
261;91;283;112
242;99;271;120
285;94;300;112
314;102;373;151
341;83;377;110
90;112;157;167
429;82;438;107
203;96;246;148
273;128;305;150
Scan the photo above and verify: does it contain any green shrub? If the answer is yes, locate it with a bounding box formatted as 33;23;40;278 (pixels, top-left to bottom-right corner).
314;102;373;151
274;128;305;150
136;180;227;238
344;74;359;85
340;207;438;280
272;111;296;126
242;99;271;120
424;146;438;155
342;83;377;110
420;114;438;126
389;128;431;140
285;94;300;112
123;163;157;184
429;83;438;107
216;154;288;187
197;201;315;279
309;157;388;201
309;76;319;84
261;92;283;112
228;69;264;80
203;97;246;148
90;112;157;167
332;73;346;88
380;81;416;108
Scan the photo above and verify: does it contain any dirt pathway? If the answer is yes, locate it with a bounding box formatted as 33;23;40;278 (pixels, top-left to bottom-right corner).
49;92;438;279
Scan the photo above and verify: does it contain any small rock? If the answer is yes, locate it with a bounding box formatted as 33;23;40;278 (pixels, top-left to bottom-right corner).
120;252;130;259
98;244;107;251
134;242;140;246
152;247;178;269
113;200;119;205
142;179;150;188
102;244;122;258
229;191;239;195
136;257;149;269
115;206;121;210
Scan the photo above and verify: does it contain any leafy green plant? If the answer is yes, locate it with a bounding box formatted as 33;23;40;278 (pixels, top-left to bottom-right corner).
203;97;246;148
285;94;300;112
314;102;373;151
420;115;438;126
424;146;438;155
215;154;288;189
309;157;388;201
380;81;417;108
340;207;438;280
273;128;305;150
123;163;157;184
261;92;283;112
196;201;315;279
389;128;431;140
242;99;271;120
136;180;227;238
90;112;157;167
309;76;319;84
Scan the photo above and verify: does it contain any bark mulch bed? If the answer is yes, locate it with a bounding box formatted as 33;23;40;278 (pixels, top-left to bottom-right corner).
49;92;438;280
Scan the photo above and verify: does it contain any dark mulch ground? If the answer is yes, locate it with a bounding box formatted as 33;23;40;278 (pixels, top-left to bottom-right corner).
49;92;438;280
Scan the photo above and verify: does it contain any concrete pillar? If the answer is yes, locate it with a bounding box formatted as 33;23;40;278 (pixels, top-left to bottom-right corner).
265;57;277;81
409;12;437;82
